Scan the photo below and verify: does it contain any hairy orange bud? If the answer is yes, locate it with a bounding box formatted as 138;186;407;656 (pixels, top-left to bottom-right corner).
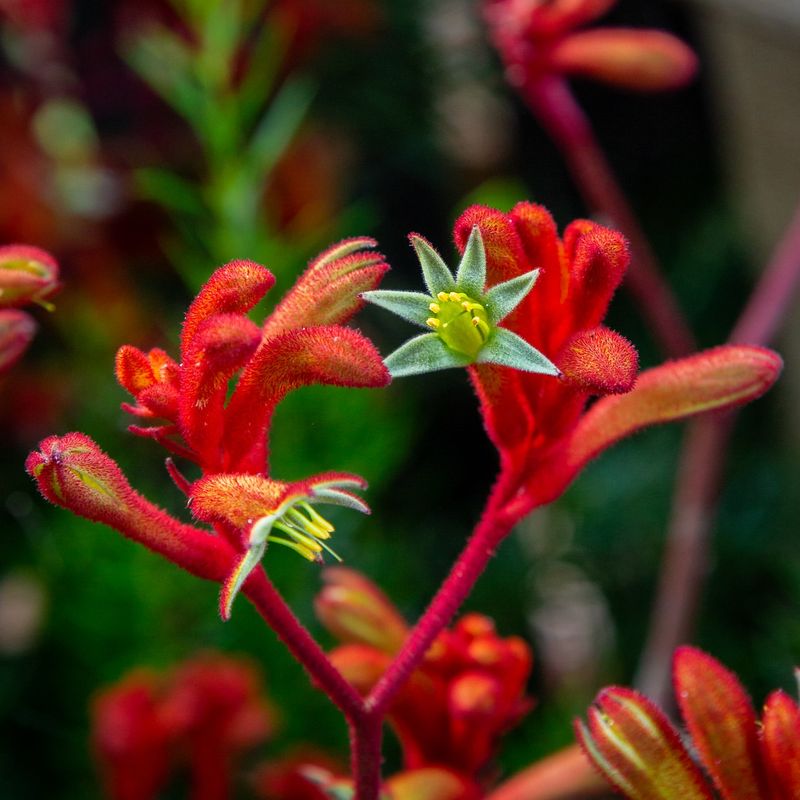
551;29;699;91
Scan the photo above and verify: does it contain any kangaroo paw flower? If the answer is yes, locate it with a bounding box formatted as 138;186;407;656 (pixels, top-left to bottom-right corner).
364;226;559;378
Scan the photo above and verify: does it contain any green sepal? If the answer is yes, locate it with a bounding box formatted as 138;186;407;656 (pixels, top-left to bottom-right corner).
411;235;455;295
477;327;560;375
485;269;540;323
455;225;487;297
384;332;469;377
361;289;432;327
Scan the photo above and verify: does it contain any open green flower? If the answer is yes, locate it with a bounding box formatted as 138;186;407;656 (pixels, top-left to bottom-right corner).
362;226;560;377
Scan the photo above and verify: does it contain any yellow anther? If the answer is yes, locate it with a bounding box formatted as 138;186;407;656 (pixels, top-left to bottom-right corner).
300;502;335;533
449;292;462;302
426;318;441;329
429;302;440;313
437;292;450;302
473;318;491;338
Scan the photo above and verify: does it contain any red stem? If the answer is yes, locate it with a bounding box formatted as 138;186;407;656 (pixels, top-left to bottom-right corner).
731;202;800;346
244;571;366;723
524;77;695;359
350;714;384;800
637;200;800;705
366;506;515;717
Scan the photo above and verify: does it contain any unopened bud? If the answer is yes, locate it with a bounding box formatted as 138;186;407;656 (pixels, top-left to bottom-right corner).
0;245;59;309
0;310;37;375
551;29;698;92
559;326;638;395
316;568;408;654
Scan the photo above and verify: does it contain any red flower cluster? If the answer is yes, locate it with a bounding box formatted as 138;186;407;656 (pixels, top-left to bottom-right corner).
27;240;390;617
484;0;698;95
317;568;532;794
93;653;275;800
453;204;781;516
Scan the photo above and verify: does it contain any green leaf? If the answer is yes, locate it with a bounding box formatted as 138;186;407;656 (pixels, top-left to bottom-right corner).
135;168;206;216
361;290;431;327
385;333;467;377
485;269;540;323
478;327;560;375
411;235;455;295
455;225;487;296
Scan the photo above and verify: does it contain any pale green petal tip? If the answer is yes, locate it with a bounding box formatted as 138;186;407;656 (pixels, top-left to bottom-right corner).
411;235;455;295
361;289;432;327
455;225;487;297
477;327;561;376
485;269;541;323
384;332;468;377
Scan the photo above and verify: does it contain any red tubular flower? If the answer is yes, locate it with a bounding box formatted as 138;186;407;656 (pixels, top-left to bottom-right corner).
28;240;390;617
452;204;782;515
317;569;531;789
92;653;275;800
484;0;698;95
576;646;800;799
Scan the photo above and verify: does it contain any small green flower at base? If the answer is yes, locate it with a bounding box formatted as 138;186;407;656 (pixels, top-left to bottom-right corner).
363;226;560;378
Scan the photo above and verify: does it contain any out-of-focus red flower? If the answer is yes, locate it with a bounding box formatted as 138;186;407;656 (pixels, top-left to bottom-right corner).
576;646;800;800
452;204;782;516
27;241;390;618
252;748;344;800
0;0;67;33
317;568;531;790
93;653;275;800
484;0;698;94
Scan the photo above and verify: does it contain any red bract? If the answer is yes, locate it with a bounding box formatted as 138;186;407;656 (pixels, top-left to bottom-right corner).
576;646;800;799
485;0;698;94
92;653;275;800
317;568;531;789
453;204;783;515
27;240;390;616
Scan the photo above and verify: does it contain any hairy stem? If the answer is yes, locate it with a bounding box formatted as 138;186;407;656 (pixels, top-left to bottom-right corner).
731;202;800;346
245;571;366;722
367;507;515;717
351;714;384;800
525;77;695;359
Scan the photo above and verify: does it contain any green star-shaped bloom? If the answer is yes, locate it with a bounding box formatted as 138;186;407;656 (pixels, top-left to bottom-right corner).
363;226;560;378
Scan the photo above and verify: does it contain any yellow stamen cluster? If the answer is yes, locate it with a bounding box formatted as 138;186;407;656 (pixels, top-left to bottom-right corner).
425;291;491;359
270;501;339;562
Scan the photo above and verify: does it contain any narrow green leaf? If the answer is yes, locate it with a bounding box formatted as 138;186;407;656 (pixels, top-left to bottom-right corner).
485;269;540;323
411;236;455;296
455;225;487;296
135;168;206;216
361;290;431;327
478;328;560;375
385;333;467;377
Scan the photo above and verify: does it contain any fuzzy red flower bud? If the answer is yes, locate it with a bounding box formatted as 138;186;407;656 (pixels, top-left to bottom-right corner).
559;326;638;394
26;433;235;582
315;567;409;654
0;309;37;375
550;29;699;91
0;244;59;309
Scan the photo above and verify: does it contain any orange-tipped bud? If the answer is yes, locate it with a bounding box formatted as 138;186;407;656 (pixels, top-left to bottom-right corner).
0;244;59;309
385;767;481;800
0;309;37;375
315;567;409;654
551;29;699;92
559;326;638;394
449;673;501;718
